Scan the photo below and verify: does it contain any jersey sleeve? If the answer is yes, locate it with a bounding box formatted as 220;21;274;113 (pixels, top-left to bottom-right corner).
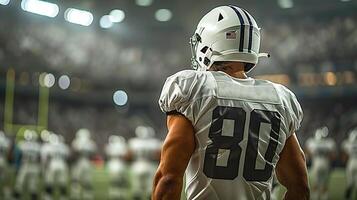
158;70;204;123
277;85;303;134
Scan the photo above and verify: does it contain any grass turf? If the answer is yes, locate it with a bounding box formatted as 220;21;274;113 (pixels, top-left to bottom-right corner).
1;167;349;200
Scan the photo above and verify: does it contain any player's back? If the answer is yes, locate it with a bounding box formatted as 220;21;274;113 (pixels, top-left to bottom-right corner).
159;70;303;200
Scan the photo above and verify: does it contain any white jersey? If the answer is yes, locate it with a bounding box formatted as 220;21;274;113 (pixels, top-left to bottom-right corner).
306;138;336;161
19;140;41;164
128;137;162;160
342;138;357;186
72;137;97;158
0;135;10;168
41;142;69;167
159;70;303;200
129;137;162;197
0;135;10;157
343;139;357;159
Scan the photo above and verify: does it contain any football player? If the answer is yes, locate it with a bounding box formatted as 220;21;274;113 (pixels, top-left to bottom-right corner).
13;129;41;200
0;131;10;199
305;126;336;200
342;128;357;200
105;135;131;200
153;5;309;200
42;133;70;200
70;129;97;200
129;126;162;200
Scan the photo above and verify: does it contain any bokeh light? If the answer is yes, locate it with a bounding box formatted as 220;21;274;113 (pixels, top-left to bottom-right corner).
109;9;125;23
100;15;113;29
58;75;71;90
155;9;172;22
41;73;55;88
64;8;93;26
21;0;59;18
113;90;128;106
135;0;153;7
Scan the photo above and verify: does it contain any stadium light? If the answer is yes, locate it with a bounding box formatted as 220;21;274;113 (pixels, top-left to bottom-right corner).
100;15;113;29
58;75;70;90
0;0;10;6
155;9;172;22
41;73;55;88
113;90;128;106
21;0;59;18
277;0;294;9
64;8;93;26
109;9;125;23
135;0;153;7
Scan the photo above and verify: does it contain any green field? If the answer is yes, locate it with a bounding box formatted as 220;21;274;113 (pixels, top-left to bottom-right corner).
2;167;349;200
94;168;349;200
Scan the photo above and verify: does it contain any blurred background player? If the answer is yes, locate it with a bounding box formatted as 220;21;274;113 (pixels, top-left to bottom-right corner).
129;126;162;200
70;128;97;200
342;128;357;200
41;132;70;200
13;129;41;200
0;131;10;199
105;135;130;200
305;126;336;200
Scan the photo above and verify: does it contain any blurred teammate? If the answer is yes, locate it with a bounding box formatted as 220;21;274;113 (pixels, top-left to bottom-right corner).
13;130;41;200
153;5;309;200
41;133;70;200
71;129;97;200
129;126;162;200
0;131;10;199
342;128;357;200
105;135;130;200
305;126;336;200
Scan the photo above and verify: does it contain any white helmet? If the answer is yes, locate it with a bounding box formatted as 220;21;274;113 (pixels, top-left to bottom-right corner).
24;129;38;141
314;126;329;140
76;128;91;139
190;5;269;71
135;126;155;139
108;135;125;144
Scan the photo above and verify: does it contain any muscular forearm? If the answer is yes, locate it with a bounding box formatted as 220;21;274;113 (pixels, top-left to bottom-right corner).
152;174;183;200
283;186;310;200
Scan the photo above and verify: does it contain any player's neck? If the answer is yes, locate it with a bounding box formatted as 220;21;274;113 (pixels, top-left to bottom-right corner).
227;71;248;79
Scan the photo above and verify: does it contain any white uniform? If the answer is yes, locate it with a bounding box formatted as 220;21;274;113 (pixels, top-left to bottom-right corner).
0;133;10;198
15;140;42;196
129;136;162;200
42;138;69;199
159;70;303;200
306;137;336;187
343;139;357;190
71;137;97;200
105;137;130;200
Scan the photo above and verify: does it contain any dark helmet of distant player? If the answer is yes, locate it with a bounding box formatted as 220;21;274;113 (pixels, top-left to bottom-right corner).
190;5;269;72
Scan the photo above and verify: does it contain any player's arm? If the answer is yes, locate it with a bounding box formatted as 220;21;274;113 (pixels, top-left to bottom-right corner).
152;113;196;200
276;133;310;200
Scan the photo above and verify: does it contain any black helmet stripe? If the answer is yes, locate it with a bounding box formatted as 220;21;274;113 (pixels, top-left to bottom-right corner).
228;5;245;52
241;9;253;53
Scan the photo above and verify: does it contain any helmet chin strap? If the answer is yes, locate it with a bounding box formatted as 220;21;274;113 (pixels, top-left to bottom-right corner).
189;34;199;70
